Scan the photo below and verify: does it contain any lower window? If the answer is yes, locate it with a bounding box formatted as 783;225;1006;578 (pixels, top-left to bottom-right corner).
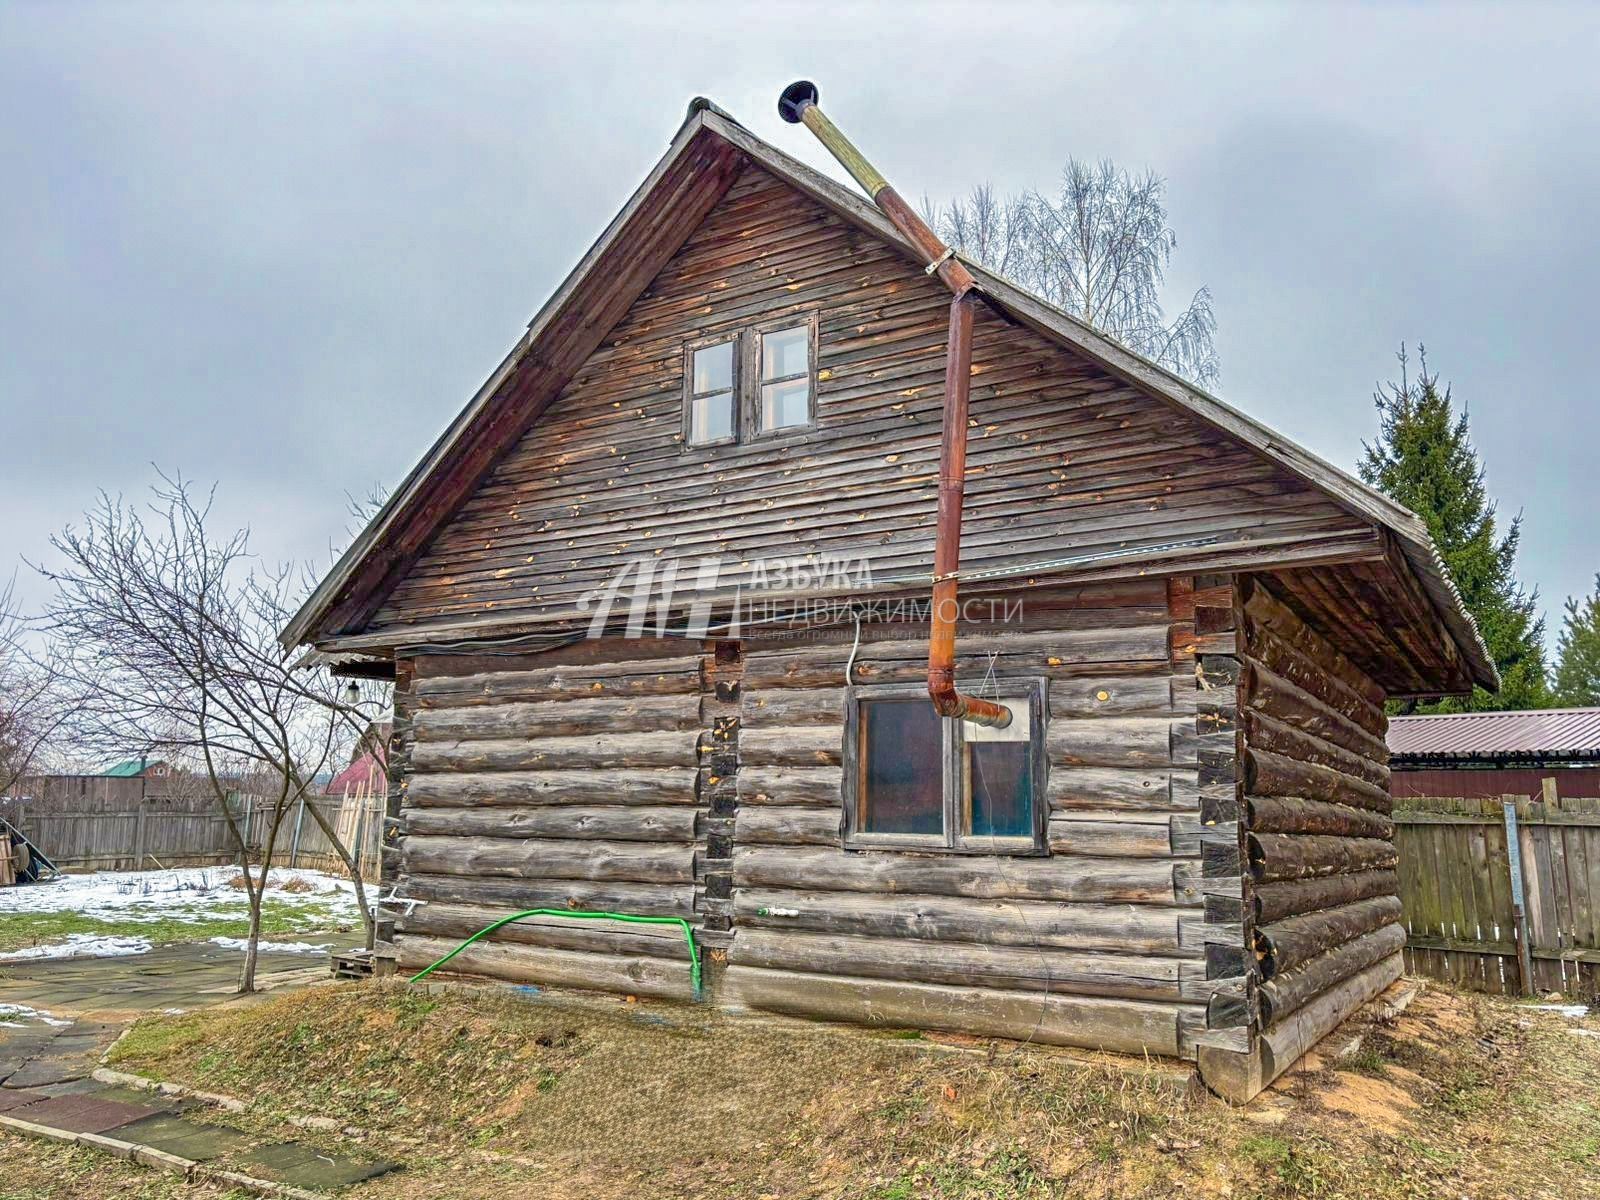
845;681;1046;853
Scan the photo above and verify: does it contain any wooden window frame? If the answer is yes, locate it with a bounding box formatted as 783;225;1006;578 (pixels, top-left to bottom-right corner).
682;334;740;449
841;679;1048;856
745;315;819;442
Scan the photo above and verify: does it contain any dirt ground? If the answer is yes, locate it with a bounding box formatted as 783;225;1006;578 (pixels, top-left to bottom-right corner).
6;977;1599;1200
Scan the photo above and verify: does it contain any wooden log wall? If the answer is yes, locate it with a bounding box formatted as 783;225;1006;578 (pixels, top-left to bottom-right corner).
390;640;710;994
722;579;1225;1060
1236;574;1404;1044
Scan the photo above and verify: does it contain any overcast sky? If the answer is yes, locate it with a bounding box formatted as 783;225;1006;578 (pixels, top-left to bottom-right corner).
3;1;1596;652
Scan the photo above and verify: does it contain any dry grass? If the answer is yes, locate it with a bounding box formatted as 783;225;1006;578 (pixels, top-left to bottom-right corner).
92;978;1600;1200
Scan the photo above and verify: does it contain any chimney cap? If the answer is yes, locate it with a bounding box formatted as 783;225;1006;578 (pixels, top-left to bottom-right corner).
778;80;819;124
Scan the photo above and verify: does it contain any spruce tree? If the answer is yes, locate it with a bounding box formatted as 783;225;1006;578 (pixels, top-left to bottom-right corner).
1358;346;1549;712
1553;576;1600;707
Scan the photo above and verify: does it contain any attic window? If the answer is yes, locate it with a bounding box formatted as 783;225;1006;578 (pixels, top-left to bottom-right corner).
682;316;816;449
757;323;813;433
685;339;737;447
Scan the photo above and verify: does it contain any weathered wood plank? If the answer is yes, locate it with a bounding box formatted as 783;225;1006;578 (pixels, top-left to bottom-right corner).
402;768;699;807
403;834;693;883
403;805;696;843
395;934;698;1001
730;929;1186;999
412;693;702;740
411;731;700;772
732;845;1186;904
731;888;1187;953
721;966;1194;1057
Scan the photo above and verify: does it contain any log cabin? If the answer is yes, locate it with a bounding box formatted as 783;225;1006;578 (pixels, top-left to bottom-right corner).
282;87;1497;1102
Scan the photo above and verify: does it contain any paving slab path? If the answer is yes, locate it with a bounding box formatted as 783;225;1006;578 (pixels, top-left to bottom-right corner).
0;939;398;1193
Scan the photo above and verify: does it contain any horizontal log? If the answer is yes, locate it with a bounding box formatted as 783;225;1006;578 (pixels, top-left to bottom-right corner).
412;693;701;741
729;929;1188;1000
1245;796;1394;840
1048;718;1174;768
732;887;1187;954
403;768;699;808
740;725;842;767
411;730;700;772
403;834;693;883
720;966;1194;1057
742;688;847;727
1047;816;1175;859
399;872;695;918
737;765;843;806
1254;895;1404;979
740;627;1171;689
1252;869;1399;925
403;805;696;843
1247;834;1398;883
1258;924;1407;1026
398;901;692;960
1048;674;1176;717
732;845;1186;905
1048;767;1185;813
414;657;703;705
1243;748;1392;814
734;805;842;847
1240;661;1388;762
394;934;697;1002
1242;710;1388;790
1242;585;1385;708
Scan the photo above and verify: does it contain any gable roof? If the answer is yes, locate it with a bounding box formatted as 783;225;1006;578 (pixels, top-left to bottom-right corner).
101;758;163;778
281;97;1495;692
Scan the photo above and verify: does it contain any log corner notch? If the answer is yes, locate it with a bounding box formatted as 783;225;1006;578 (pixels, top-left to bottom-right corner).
1197;571;1408;1103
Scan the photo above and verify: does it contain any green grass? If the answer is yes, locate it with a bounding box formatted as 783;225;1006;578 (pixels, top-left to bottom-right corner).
0;897;349;953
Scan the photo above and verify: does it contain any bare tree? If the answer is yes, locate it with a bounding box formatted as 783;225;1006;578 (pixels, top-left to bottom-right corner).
35;476;387;991
0;576;66;798
926;158;1218;386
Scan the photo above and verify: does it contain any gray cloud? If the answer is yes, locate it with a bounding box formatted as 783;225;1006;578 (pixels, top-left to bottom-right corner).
3;1;1595;646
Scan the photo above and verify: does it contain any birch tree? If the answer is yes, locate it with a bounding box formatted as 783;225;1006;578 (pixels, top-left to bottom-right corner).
927;159;1219;386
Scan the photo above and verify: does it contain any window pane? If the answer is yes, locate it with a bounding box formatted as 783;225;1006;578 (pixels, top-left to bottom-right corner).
859;700;943;836
688;391;733;444
967;742;1033;839
761;326;809;381
761;378;811;430
692;341;733;394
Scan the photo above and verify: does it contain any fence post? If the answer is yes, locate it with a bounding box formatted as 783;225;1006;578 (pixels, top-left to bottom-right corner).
1502;794;1535;996
290;795;306;869
133;795;147;872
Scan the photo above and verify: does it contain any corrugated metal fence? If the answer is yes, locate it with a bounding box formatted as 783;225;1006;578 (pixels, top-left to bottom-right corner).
0;775;382;881
1396;784;1600;999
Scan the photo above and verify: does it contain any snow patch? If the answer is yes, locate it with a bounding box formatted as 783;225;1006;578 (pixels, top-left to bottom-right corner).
0;933;152;961
0;866;357;924
209;936;331;955
0;1003;74;1027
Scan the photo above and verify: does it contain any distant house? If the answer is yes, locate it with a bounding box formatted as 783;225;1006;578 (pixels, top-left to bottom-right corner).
325;722;390;799
1390;708;1600;800
101;758;172;780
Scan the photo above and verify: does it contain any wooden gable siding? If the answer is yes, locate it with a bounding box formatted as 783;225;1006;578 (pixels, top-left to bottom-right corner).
369;165;1377;636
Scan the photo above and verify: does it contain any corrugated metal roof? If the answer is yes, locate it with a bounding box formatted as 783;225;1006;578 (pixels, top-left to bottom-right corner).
1388;708;1600;760
100;759;154;777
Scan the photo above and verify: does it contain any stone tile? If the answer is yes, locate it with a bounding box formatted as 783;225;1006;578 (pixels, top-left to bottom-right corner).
242;1140;400;1189
0;1086;49;1113
110;1112;255;1162
3;1058;89;1089
10;1092;164;1134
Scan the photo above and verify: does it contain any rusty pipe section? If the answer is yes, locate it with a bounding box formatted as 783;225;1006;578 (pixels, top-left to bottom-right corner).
779;82;1009;729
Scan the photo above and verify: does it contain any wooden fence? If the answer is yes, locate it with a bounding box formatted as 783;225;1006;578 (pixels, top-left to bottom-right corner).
1395;784;1600;999
0;775;383;882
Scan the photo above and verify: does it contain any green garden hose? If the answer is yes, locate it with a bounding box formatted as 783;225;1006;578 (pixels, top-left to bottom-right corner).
407;908;702;995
